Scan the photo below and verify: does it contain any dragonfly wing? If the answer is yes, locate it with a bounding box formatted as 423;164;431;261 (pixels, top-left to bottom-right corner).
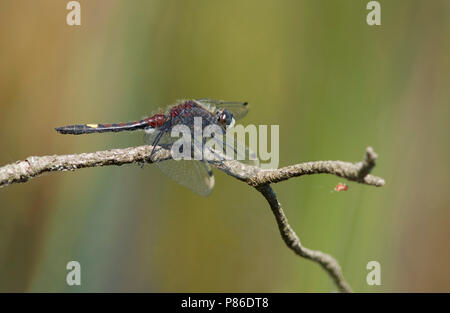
196;99;249;121
152;133;215;196
205;132;259;165
217;102;249;120
156;159;214;196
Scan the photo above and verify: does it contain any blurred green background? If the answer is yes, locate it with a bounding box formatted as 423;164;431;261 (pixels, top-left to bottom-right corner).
0;0;449;292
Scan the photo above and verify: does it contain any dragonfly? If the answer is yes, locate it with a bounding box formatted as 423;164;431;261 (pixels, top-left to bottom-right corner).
56;99;254;196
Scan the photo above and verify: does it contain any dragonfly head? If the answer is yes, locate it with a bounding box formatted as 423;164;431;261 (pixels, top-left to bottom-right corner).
216;109;235;130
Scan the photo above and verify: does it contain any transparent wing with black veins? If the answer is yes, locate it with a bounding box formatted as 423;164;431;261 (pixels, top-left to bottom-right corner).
196;99;249;121
204;131;259;166
217;102;249;121
144;129;215;196
156;159;214;196
156;137;215;196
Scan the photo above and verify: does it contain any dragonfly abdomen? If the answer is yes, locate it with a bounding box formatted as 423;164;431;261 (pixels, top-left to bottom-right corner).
55;121;149;135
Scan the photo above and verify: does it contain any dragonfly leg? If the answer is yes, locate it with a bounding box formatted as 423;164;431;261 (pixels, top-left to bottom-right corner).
148;131;165;162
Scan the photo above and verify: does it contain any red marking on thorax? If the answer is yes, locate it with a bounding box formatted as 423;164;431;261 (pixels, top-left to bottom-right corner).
146;101;195;127
145;114;166;128
170;108;179;118
170;100;195;118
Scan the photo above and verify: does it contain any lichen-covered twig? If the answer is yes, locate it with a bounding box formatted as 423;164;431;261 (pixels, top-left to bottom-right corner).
0;146;171;187
0;145;384;292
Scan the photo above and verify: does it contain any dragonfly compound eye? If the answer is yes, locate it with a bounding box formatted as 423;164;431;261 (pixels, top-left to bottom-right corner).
217;110;233;125
223;110;235;129
217;111;226;125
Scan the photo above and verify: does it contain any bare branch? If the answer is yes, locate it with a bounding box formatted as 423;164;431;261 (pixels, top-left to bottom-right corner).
0;146;171;188
256;184;353;292
0;145;384;292
210;146;384;188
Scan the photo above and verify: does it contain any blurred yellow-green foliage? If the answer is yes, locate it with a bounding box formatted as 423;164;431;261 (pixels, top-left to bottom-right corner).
0;0;449;292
